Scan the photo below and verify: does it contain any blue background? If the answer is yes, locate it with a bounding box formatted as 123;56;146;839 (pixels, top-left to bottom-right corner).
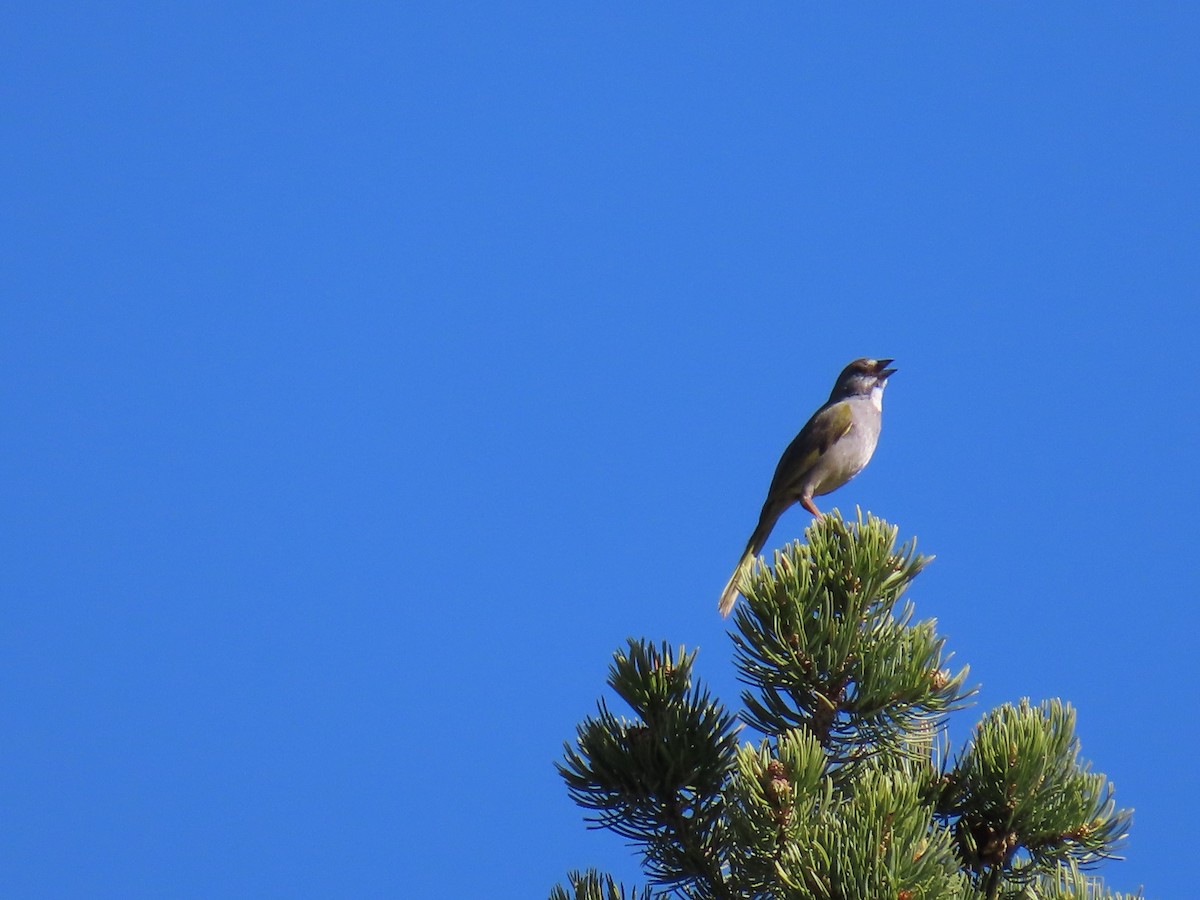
4;4;1196;896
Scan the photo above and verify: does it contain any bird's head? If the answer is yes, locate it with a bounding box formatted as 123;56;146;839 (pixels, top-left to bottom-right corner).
829;358;897;403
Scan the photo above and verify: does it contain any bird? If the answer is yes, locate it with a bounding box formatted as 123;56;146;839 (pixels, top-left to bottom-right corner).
718;358;897;616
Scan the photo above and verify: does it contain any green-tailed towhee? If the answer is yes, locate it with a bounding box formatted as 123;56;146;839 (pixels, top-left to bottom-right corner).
718;358;897;616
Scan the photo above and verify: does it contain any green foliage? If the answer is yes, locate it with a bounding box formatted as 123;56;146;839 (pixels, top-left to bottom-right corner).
725;729;966;898
945;700;1132;892
1001;861;1143;900
557;641;740;892
732;514;971;771
554;512;1140;900
549;869;659;900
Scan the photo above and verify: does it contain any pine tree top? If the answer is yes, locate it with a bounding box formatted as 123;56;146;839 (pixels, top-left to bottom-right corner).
554;512;1138;900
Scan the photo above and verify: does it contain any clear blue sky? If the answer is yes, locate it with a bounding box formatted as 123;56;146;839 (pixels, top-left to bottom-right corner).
4;4;1197;896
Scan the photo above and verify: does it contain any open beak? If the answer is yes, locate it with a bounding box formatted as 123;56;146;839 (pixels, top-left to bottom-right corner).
876;358;897;379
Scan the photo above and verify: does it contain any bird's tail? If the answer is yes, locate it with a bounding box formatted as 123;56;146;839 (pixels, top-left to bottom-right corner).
717;548;755;616
717;514;777;617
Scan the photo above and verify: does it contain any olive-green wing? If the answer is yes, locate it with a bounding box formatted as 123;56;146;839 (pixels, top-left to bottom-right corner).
764;400;854;500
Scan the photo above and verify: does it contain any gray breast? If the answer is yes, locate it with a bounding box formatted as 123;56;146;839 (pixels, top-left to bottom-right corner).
809;399;882;496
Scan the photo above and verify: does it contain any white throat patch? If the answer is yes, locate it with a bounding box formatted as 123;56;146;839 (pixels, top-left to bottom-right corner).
870;384;885;412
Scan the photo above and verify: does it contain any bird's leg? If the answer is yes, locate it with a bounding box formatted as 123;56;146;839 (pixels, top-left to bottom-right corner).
800;496;823;518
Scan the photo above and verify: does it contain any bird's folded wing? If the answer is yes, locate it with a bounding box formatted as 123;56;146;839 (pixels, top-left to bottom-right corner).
766;401;854;495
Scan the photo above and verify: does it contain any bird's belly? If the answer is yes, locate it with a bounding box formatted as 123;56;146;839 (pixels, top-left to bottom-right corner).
811;431;879;496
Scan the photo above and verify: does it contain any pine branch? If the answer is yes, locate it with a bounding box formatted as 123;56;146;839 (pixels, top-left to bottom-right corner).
557;640;739;897
555;513;1142;900
549;869;658;900
732;511;974;770
944;699;1133;894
